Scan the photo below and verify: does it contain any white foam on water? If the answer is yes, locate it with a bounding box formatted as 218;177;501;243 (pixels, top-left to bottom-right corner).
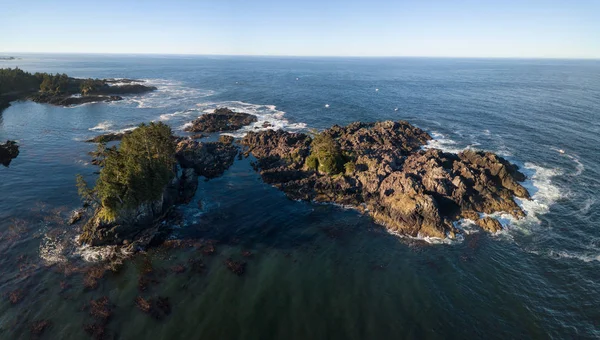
192;101;307;137
484;163;564;235
123;79;215;109
74;242;132;263
89;121;114;132
453;219;480;235
546;250;600;263
579;198;595;214
423;131;464;154
550;147;585;177
567;154;585;176
159;109;199;122
39;235;68;264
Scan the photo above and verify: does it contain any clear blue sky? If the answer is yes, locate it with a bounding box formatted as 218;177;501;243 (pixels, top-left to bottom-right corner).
1;0;598;58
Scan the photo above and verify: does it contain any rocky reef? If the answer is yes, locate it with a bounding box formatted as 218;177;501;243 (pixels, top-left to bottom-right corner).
185;107;258;133
241;121;530;238
0;140;19;167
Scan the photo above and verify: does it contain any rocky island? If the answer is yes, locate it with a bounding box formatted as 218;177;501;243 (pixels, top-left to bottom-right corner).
76;116;530;252
241;121;530;238
185;107;258;132
77;123;242;249
0;68;156;112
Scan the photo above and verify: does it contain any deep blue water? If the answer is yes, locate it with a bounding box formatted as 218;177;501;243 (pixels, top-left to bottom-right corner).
0;54;599;339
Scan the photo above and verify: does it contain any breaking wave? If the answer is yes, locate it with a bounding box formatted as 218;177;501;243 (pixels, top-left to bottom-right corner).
121;79;215;109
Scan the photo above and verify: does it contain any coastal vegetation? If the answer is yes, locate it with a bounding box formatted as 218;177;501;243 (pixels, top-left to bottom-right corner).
77;122;176;222
0;68;156;111
304;133;349;175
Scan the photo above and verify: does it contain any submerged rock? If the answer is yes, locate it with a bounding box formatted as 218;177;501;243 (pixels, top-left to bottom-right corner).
185;107;258;133
0;140;19;167
241;120;530;238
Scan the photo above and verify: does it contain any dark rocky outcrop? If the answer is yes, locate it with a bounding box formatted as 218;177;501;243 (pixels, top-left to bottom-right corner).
241;121;530;238
185;107;257;133
29;93;123;106
1;69;156;111
79;136;239;248
85;131;132;143
79;175;181;248
86;84;156;96
103;78;144;84
175;136;239;179
0;140;19;167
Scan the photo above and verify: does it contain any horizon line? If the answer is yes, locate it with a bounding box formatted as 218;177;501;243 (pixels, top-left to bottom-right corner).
1;51;599;61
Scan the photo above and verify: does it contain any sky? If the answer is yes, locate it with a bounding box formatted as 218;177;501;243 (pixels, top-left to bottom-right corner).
0;0;599;58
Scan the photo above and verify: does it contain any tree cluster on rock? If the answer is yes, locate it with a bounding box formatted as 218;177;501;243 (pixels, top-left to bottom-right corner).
77;122;179;246
77;124;243;248
0;68;157;111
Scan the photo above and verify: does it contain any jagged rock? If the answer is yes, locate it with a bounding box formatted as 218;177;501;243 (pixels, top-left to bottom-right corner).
0;140;19;167
78;176;180;247
68;209;86;225
29;93;122;106
103;78;144;84
175;139;238;178
179;168;198;203
476;217;503;233
86;131;132;143
241;120;530;238
185;107;258;132
78;135;239;249
86;84;156;96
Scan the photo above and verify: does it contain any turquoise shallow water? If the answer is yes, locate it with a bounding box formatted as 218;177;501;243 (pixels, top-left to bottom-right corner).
0;55;599;339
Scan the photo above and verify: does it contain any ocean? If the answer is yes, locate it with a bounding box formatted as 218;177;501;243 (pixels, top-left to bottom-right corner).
0;54;599;339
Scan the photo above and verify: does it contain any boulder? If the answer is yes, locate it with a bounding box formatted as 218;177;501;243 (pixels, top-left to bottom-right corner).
0;140;19;167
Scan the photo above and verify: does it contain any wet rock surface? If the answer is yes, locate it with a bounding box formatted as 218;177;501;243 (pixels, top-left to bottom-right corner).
185;107;258;132
175;136;239;179
241;120;530;238
0;140;19;167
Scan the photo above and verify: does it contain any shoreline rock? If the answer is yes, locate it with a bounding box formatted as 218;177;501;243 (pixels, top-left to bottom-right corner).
0;140;19;167
29;93;123;106
85;131;132;143
79;135;240;249
185;107;258;133
241;120;530;238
